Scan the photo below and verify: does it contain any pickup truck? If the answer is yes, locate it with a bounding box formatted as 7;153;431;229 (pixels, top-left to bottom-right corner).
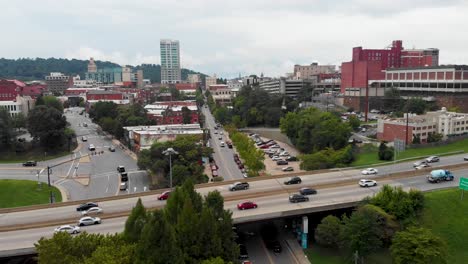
229;182;250;191
427;169;454;183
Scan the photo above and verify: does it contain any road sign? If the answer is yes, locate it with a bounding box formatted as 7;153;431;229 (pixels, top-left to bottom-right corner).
460;177;468;191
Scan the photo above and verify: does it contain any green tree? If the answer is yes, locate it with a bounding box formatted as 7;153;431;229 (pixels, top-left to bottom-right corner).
201;257;229;264
370;185;424;221
0;108;15;149
182;106;192;124
123;198;147;243
84;237;135;264
89;101;119;123
428;132;443;143
413;134;421;144
315;215;343;248
405;98;427;115
27;105;67;150
348;115;361;131
383;87;404;113
391;227;448;264
378;142;394;161
40;95;64;112
12;112;27;129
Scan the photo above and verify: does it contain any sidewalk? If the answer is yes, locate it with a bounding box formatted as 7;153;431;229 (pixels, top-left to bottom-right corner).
112;139;138;161
285;239;311;264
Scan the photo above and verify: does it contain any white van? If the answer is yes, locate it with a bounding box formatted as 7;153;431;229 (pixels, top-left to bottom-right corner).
88;144;96;151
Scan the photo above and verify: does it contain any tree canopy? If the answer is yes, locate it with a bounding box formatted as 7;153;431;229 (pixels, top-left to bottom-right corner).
27;105;67;150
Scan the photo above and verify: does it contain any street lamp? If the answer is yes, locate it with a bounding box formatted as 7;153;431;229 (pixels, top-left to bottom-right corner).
163;147;179;189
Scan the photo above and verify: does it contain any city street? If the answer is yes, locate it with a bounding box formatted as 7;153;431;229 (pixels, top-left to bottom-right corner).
0;107;149;201
202;105;245;180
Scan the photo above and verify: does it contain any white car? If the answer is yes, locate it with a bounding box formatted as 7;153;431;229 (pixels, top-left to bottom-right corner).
220;142;225;147
78;216;101;226
415;163;430;170
220;131;224;135
269;144;280;149
359;179;377;187
279;151;290;157
361;168;378;175
272;156;282;161
88;144;96;151
54;225;80;234
81;207;103;216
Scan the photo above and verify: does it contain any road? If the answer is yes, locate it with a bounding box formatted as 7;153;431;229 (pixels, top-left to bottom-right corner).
0;169;461;253
202;105;244;180
0;107;149;201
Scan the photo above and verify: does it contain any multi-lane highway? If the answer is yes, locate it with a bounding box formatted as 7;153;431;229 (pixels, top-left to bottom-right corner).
0;164;463;253
0;107;149;201
202;105;245;180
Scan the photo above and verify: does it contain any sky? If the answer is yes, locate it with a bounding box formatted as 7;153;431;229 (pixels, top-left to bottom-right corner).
1;0;468;78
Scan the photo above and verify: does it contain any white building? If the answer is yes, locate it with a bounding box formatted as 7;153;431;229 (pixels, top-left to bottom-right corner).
160;39;181;84
205;75;217;89
227;79;243;90
259;78;314;98
187;74;201;84
0;95;35;117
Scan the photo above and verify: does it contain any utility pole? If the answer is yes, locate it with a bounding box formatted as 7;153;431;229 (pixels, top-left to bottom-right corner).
405;111;410;145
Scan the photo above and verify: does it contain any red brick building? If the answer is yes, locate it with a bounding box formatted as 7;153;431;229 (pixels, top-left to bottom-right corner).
86;90;124;101
0;79;25;101
22;83;47;99
144;101;199;125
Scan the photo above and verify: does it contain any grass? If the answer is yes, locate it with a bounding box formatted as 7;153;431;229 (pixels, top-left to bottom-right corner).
0;179;62;208
305;245;391;264
0;149;73;164
352;138;468;167
304;188;467;263
420;188;468;263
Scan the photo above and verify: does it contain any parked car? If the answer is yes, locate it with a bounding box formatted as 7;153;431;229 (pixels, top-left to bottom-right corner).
117;165;125;173
260;144;270;149
119;181;128;190
83;123;88;127
229;182;250;191
361;168;378;175
78;216;101;226
299;187;317;195
284;176;301;185
81;206;103;216
158;191;171;200
279;151;290;157
120;172;128;182
108;146;115;152
269;144;281;149
276;160;288;165
81;136;87;142
426;156;440;163
359;179;377;187
282;166;294;172
54;225;80;234
227;141;233;148
289;194;309;203
237;201;258;210
239;244;249;260
76;202;98;212
271;156;282;161
285;156;298;162
22;161;37;167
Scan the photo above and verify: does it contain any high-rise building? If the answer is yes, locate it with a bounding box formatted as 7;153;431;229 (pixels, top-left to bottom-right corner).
294;63;336;79
187;74;200;84
205;75;217;88
45;72;72;94
160;39;181;84
88;57;97;73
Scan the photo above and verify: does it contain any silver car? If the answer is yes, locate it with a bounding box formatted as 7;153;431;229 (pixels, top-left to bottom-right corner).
54;225;80;234
78;216;101;226
81;206;103;216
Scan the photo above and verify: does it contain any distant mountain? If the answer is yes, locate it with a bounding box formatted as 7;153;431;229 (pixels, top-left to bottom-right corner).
0;58;206;83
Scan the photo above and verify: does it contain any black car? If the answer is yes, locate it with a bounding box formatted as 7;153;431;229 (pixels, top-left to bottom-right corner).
300;187;317;195
265;240;282;253
289;194;309;203
22;161;37;167
285;156;298;161
284;176;301;185
108;146;115;152
276;160;288;165
117;166;125;173
120;172;128;182
239;244;249;260
76;202;98;211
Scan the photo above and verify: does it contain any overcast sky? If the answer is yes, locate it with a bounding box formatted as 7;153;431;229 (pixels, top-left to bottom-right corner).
2;0;467;78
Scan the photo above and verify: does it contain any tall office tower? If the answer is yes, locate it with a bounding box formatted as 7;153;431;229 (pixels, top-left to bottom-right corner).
160;39;181;84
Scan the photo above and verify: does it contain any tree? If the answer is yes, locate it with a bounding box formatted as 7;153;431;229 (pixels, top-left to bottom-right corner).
12;112;26;129
383;87;404;113
84;237;135;264
27;105;67;150
181;106;192;124
413;134;421;144
428;132;443;143
405;98;427;115
391;227;448;264
315;215;343;248
348;115;361;131
370;185;424;221
0;108;15;149
123;198;147;243
201;257;229;264
378;142;394;161
340;206;384;258
41;95;64;112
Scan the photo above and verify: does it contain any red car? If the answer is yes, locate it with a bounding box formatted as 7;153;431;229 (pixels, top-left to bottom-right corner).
237;201;258;210
158;191;171;200
260;145;270;149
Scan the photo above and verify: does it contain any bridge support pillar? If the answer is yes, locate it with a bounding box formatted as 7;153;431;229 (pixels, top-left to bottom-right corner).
301;216;308;249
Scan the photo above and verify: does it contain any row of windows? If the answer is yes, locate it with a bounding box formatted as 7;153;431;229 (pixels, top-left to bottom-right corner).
0;93;15;97
415;125;436;130
0;104;18;111
384;82;468;89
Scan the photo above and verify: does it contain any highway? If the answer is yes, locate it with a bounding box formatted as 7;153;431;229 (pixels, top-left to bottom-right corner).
202;105;245;180
0;107;149;201
0;166;463;252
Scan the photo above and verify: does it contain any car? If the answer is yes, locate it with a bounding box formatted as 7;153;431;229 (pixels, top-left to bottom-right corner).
279;151;290;157
22;161;37;167
359;179;377;187
242;172;248;178
239;244;249;260
54;225;80;234
226;141;233;148
120;172;128;182
88;144;96;151
238;163;245;169
464;156;468;161
218;136;222;140
272;156;282;161
117;165;125;173
119;181;128;190
289;194;309;203
282;166;294;172
220;142;225;147
285;156;298;162
415;163;431;170
269;144;280;149
260;144;271;149
81;207;103;216
265;240;282;253
413;160;428;167
76;202;98;212
229;182;250;191
108;146;115;152
214;131;218;134
83;123;88;127
158;191;171;200
220;131;224;135
361;168;378;175
78;216;101;226
426;156;440;163
300;187;317;195
81;136;87;142
276;160;288;165
284;176;301;185
237;201;258;210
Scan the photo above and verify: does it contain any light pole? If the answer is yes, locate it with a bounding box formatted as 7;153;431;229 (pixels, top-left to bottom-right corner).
163;147;179;189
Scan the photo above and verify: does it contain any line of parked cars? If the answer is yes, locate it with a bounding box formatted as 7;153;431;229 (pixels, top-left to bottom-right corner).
54;202;104;235
249;134;299;168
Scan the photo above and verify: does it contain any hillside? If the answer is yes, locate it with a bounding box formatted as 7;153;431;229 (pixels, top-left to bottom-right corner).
0;58;206;83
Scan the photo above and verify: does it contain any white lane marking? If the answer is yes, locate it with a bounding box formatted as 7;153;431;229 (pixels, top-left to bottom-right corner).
105;174;110;193
66;154;76;177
